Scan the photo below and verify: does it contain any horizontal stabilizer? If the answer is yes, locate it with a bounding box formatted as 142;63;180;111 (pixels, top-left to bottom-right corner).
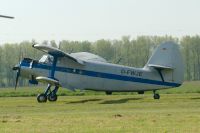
148;64;173;70
36;76;61;87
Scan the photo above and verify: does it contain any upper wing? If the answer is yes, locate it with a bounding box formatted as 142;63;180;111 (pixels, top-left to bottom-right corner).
32;44;84;65
70;52;107;63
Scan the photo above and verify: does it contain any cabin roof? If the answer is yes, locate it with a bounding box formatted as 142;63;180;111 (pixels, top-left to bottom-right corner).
70;52;107;63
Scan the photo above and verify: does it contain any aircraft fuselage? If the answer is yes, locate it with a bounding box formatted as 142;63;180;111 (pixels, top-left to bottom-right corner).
20;58;181;92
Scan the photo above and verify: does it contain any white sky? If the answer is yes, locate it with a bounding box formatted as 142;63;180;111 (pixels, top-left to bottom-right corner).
0;0;200;44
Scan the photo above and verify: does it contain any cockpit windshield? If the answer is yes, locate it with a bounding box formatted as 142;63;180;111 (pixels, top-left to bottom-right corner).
39;55;53;64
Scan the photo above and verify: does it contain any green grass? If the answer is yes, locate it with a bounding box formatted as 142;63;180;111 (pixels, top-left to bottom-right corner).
0;94;200;133
0;81;200;132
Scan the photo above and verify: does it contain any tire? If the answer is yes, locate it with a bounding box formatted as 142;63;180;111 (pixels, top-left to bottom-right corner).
105;91;112;95
138;91;144;94
48;94;57;102
153;94;160;99
37;93;47;103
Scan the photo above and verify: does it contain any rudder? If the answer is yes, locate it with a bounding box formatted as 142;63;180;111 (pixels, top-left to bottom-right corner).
146;41;184;85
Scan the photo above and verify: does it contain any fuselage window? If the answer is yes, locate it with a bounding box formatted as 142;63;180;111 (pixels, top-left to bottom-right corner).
39;55;53;64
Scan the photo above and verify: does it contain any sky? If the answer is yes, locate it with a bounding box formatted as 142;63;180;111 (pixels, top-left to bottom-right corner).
0;0;200;44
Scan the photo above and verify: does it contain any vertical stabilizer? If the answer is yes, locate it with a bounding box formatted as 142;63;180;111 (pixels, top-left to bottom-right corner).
146;42;184;84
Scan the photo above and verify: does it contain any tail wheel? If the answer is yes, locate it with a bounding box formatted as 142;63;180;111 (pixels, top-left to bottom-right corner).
153;94;160;99
138;91;144;94
48;94;57;102
37;94;47;103
105;91;112;95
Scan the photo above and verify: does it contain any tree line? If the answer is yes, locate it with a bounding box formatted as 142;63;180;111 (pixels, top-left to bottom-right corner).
0;35;200;87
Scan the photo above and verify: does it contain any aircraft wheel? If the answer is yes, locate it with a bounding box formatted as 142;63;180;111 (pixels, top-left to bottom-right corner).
37;93;47;103
153;94;160;99
48;94;57;102
138;91;144;94
105;91;112;95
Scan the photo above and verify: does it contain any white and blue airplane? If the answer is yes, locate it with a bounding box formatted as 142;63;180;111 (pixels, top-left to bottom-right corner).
13;41;184;103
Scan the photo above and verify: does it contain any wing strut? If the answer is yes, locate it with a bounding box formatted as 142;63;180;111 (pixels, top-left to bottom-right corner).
156;69;164;82
50;56;58;78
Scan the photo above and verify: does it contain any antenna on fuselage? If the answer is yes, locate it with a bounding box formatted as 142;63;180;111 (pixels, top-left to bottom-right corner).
115;57;122;64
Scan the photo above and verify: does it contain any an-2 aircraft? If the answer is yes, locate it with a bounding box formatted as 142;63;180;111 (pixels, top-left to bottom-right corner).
13;41;184;103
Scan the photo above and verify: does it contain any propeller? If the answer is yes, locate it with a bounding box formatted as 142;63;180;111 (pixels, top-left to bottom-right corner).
13;64;21;90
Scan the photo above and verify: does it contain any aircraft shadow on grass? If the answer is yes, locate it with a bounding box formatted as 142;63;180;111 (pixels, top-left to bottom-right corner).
100;98;142;104
190;97;200;100
66;98;102;104
65;97;142;104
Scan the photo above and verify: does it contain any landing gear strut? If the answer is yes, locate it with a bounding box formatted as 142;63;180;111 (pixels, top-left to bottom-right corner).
37;84;59;103
153;90;160;99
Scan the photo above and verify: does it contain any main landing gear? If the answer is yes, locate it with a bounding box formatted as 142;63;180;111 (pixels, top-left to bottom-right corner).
153;90;160;99
37;84;59;103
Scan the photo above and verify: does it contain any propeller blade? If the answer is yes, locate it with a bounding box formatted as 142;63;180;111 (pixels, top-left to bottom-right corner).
15;71;20;90
13;64;20;90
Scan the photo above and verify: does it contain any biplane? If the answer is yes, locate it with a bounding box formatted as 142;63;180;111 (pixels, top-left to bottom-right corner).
13;42;184;102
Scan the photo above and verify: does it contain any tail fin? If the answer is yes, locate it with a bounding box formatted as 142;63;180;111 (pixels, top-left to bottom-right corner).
146;41;184;85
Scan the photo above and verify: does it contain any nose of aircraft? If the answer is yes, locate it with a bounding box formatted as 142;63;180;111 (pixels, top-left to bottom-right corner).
12;63;21;90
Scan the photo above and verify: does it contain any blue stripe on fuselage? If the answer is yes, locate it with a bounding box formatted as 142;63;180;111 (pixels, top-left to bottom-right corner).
21;62;181;87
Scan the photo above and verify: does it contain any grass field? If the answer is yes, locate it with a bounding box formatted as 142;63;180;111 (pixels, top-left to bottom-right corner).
0;81;200;133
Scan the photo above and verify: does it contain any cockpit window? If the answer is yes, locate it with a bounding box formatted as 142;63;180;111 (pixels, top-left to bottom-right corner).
39;55;53;64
